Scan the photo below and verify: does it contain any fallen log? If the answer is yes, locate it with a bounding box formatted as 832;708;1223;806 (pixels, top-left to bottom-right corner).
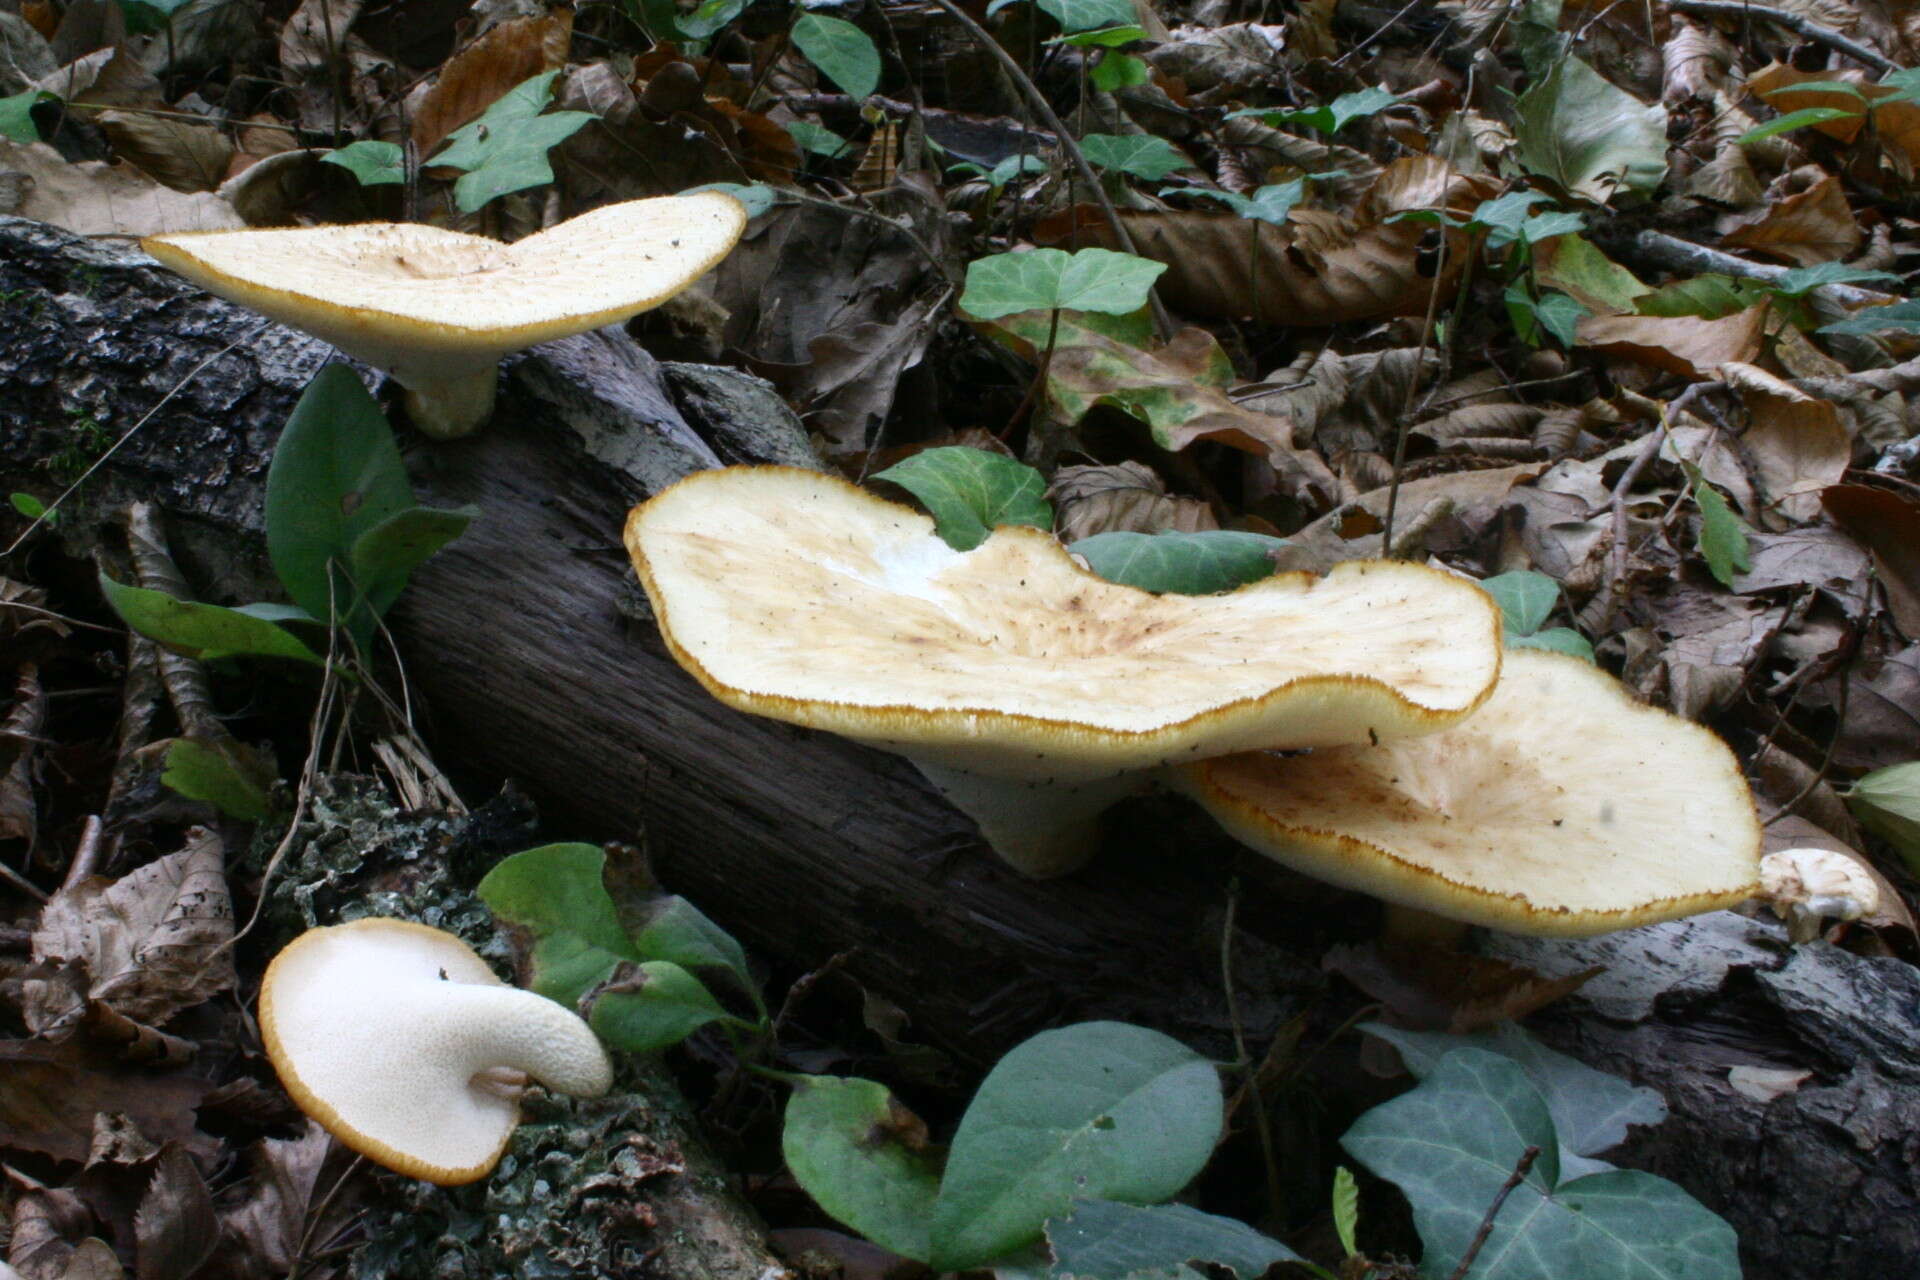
3;215;1917;1278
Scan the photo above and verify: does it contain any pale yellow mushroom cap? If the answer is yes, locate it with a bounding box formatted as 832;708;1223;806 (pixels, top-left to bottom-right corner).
1176;649;1763;936
259;918;613;1185
143;192;747;438
625;465;1504;875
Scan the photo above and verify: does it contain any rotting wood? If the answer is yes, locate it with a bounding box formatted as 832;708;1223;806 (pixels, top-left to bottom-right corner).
4;216;1918;1279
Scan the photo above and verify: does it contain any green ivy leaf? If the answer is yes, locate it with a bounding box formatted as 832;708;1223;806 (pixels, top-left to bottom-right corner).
430;70;596;212
631;895;760;1010
786;120;854;158
1069;530;1287;595
1080;133;1190;181
792;13;881;99
927;1022;1224;1270
160;736;277;822
960;247;1168;319
686;180;776;218
1178;179;1306;226
265;365;417;653
1512;627;1596;662
1331;1168;1360;1258
1845;761;1920;874
1091;51;1150;91
1045;1200;1301;1278
348;504;478;622
1048;23;1145;47
321;140;404;186
872;447;1052;552
1767;263;1900;298
586;960;736;1053
1818;299;1920;335
1688;466;1752;588
1735;105;1860;144
1035;0;1135;32
784;1076;941;1262
1513;56;1667;201
674;0;748;40
99;574;325;666
1479;570;1560;636
1231;86;1400;135
477;843;637;1006
9;492;53;523
0;89;52;144
1363;1022;1665;1174
1636;274;1766;320
1342;1049;1739;1280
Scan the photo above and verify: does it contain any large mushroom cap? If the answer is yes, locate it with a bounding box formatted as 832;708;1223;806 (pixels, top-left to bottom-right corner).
260;918;613;1185
143;192;746;437
625;466;1504;780
1177;649;1763;936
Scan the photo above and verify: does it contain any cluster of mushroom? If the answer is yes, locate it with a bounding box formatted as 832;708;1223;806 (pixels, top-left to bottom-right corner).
625;466;1764;938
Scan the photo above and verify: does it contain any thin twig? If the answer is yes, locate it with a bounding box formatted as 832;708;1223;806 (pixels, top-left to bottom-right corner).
1665;0;1897;73
1448;1145;1541;1280
923;0;1175;341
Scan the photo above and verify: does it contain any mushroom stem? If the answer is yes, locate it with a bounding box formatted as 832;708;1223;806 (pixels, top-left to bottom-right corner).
1380;902;1470;950
431;984;615;1097
399;369;499;440
909;762;1143;878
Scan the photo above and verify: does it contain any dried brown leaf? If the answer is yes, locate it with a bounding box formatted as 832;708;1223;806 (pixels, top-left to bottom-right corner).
1721;172;1860;266
1323;939;1600;1032
29;830;234;1029
1576;307;1767;379
0;662;44;848
1663;17;1733;101
1830;643;1920;770
0;1037;214;1164
134;1145;215;1280
217;1122;339;1278
30;45;160;111
411;10;571;160
277;0;362;80
0;139;241;234
1822;484;1920;638
95;110;233;194
1048;461;1217;542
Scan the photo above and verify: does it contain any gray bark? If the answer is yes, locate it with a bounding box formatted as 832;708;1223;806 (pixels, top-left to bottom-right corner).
4;216;1918;1279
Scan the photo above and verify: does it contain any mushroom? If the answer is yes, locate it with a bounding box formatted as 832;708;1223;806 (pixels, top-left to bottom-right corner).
142;191;747;439
624;465;1503;877
259;917;614;1185
1758;847;1882;943
1175;649;1763;938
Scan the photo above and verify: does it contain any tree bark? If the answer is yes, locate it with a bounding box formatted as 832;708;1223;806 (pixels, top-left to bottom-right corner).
4;215;1918;1279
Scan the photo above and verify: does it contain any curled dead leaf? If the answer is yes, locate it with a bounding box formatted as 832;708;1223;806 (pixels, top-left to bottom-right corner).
1576;307;1767;379
1049;461;1217;542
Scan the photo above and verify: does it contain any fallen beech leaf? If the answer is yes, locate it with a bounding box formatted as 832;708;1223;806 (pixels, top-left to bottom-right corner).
1324;940;1600;1033
132;1145;216;1280
0;661;44;848
1721;172;1860;266
1723;362;1849;524
0;1038;214;1164
1822;485;1920;637
1049;461;1216;542
1576;307;1766;378
411;10;572;160
95;110;234;194
29;830;234;1030
0;139;241;234
218;1122;351;1278
1038;205;1463;325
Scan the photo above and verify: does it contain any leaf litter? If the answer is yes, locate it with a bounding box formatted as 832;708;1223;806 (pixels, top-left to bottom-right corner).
3;0;1920;1274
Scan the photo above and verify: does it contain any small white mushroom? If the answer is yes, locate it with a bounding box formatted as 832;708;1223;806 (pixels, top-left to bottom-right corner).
259;918;613;1184
624;465;1504;877
143;192;747;439
1759;847;1882;944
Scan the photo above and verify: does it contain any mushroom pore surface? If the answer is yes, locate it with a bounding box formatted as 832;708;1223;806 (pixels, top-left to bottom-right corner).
260;918;612;1184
